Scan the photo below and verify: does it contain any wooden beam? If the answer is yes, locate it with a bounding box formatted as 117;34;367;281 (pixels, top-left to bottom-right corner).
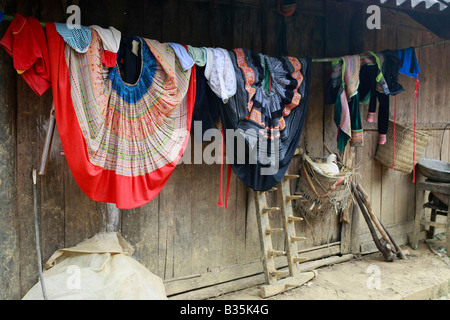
341;0;449;16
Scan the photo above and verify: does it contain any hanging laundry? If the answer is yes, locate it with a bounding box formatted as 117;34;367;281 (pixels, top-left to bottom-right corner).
325;55;363;152
362;51;391;96
397;47;421;78
219;48;311;192
116;36;142;84
204;47;237;104
187;45;207;67
191;65;221;144
46;25;196;209
90;25;121;67
0;11;4;23
54;22;91;53
325;50;404;150
360;50;403;145
379;49;404;95
168;42;195;71
359;64;390;145
0;14;51;96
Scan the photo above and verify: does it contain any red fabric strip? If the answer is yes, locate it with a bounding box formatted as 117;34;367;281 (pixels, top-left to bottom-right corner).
225;164;232;209
392;95;397;170
413;78;419;183
218;130;224;207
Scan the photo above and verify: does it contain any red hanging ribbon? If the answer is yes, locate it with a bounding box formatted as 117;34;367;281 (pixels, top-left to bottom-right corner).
218;129;231;208
413;78;419;183
225;164;232;209
392;95;397;170
218;130;224;207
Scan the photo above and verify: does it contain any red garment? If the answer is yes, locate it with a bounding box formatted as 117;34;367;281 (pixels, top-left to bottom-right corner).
102;49;117;67
46;23;196;209
0;14;51;96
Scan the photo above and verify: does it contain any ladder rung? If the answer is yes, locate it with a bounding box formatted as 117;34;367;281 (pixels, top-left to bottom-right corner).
293;257;308;263
270;270;289;277
261;206;280;214
265;227;283;235
286;195;303;201
290;236;307;242
283;174;300;181
288;215;303;222
420;220;446;229
268;250;286;257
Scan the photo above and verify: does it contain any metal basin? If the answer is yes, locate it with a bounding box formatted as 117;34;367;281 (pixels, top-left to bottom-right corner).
417;158;450;183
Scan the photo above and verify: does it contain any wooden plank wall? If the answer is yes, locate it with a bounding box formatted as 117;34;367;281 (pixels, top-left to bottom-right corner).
0;0;448;299
0;0;333;299
323;3;450;253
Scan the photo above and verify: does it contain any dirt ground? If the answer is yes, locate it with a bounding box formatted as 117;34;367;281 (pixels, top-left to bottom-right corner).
210;238;450;300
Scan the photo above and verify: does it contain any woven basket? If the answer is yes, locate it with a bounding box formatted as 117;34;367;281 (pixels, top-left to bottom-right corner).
375;119;430;174
294;154;353;218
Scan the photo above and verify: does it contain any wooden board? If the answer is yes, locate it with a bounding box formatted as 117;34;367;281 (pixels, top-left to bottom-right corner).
0;0;20;299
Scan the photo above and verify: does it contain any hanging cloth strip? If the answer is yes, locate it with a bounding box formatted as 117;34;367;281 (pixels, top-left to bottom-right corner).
397;47;421;78
46;24;196;209
329;54;363;152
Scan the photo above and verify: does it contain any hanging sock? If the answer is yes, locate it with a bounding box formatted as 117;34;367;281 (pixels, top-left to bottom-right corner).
366;112;376;123
378;134;387;145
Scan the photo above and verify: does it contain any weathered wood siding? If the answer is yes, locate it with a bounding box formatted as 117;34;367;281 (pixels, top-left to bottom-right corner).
352;5;449;253
0;0;448;299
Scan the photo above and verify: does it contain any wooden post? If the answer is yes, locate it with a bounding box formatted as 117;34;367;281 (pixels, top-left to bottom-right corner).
0;0;20;298
106;203;121;233
412;182;425;250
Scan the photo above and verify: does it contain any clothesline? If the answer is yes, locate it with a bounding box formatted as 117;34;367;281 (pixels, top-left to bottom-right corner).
2;13;449;63
0;11;434;208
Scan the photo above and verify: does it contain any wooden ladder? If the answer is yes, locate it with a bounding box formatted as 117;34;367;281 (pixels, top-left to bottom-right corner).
254;174;317;298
